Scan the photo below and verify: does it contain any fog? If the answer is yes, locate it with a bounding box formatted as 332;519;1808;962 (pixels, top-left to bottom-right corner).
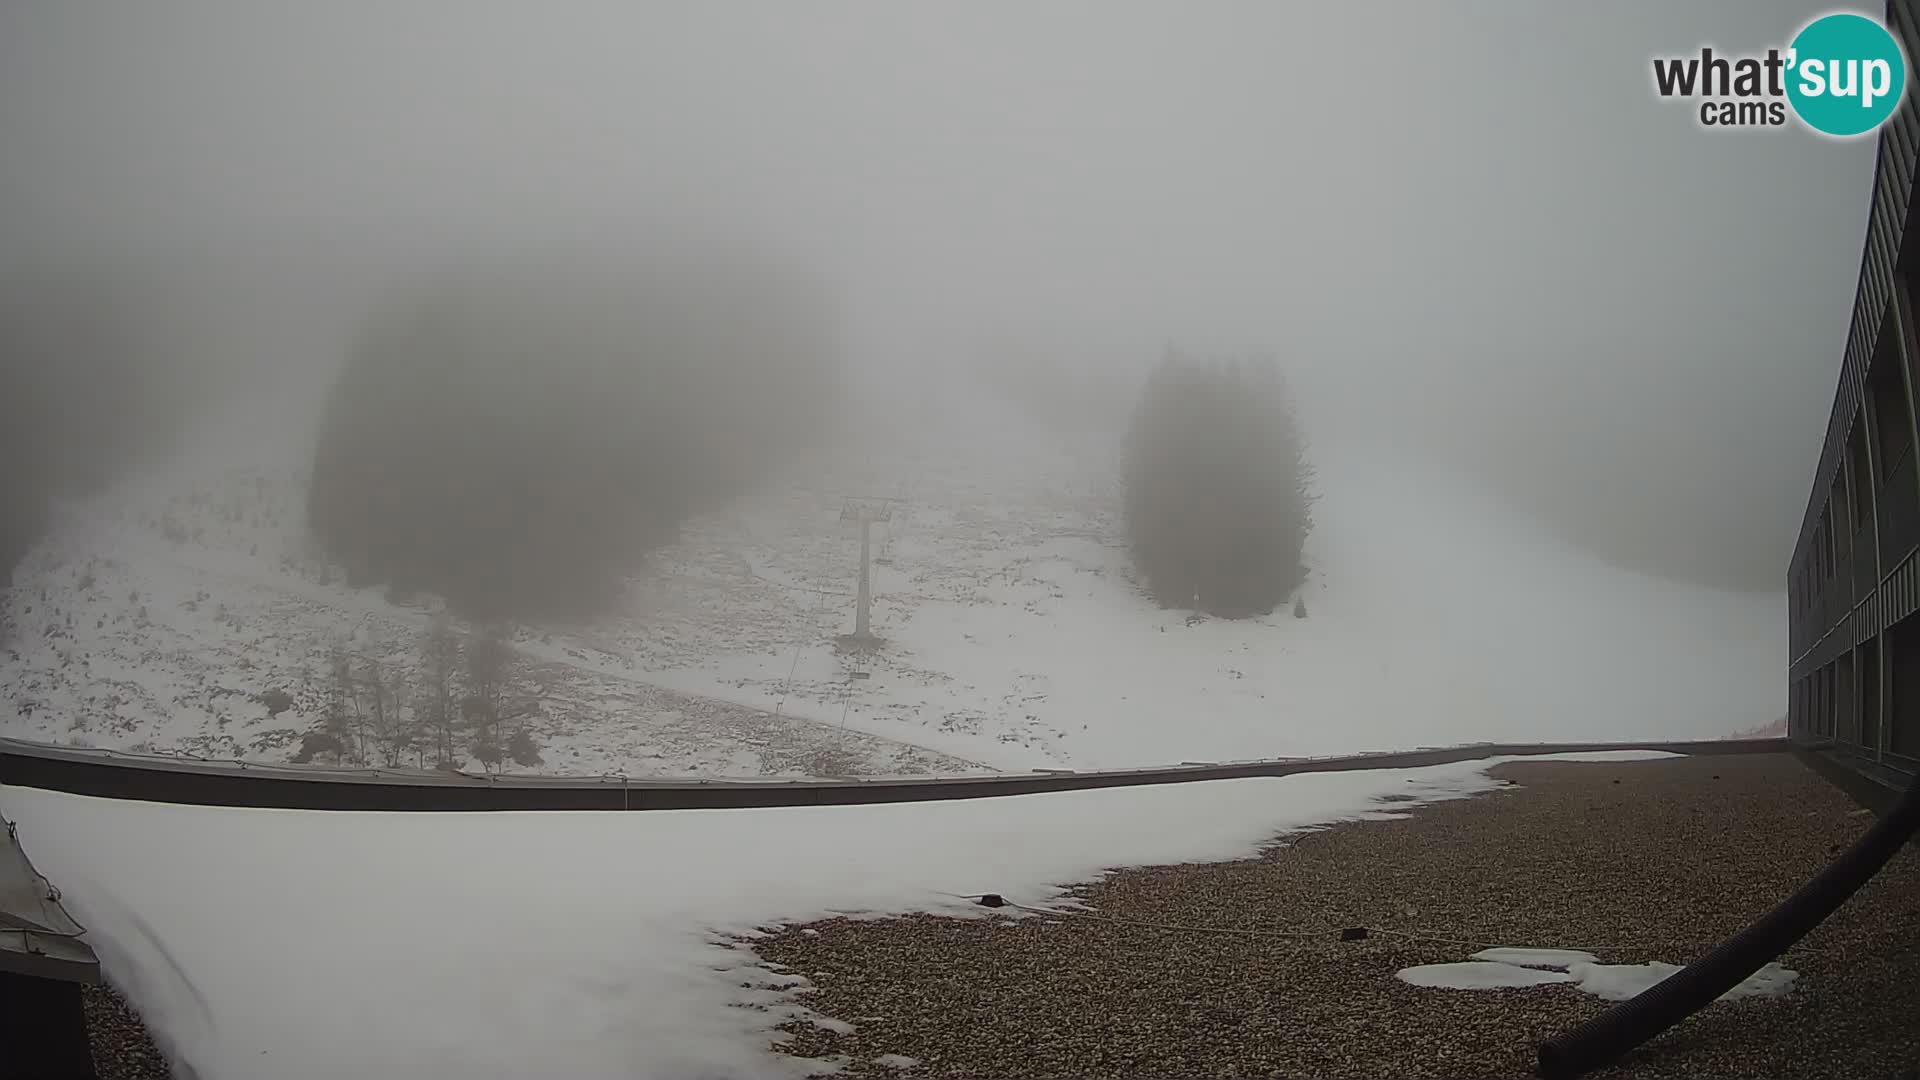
309;249;840;616
0;0;1875;594
0;12;1894;1076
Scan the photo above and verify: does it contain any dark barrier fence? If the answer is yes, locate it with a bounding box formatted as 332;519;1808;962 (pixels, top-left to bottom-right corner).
0;736;1790;813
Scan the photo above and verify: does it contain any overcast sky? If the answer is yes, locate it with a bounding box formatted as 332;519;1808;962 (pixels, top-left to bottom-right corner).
0;1;1881;590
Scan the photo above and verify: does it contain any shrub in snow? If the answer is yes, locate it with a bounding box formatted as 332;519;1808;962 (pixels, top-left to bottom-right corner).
1293;595;1307;619
290;730;344;765
800;745;866;778
508;728;543;768
471;732;503;773
1122;348;1315;619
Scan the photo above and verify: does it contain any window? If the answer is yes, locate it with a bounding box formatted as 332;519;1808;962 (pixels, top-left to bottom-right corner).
1823;509;1837;582
1850;423;1874;530
1869;348;1914;483
1859;641;1881;753
1811;673;1823;735
1822;664;1836;737
1893;617;1920;759
1812;517;1824;585
1832;474;1852;548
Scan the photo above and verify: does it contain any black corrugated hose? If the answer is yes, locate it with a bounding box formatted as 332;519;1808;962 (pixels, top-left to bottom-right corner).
1536;769;1920;1078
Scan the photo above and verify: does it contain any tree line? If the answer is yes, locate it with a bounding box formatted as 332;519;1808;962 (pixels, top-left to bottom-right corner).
293;619;542;773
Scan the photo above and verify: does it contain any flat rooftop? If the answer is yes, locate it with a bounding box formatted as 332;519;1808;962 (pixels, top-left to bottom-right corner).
756;753;1920;1079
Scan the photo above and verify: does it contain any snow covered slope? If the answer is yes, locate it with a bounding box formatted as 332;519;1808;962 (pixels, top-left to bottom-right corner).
0;379;1784;776
607;412;1784;770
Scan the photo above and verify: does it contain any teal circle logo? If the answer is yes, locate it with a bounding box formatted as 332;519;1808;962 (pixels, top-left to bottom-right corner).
1787;13;1907;137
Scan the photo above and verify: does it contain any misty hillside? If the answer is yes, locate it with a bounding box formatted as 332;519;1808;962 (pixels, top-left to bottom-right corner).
0;2;1852;783
0;370;1783;778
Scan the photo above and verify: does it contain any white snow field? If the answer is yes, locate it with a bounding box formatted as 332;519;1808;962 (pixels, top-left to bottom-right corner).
0;751;1671;1080
0;376;1785;778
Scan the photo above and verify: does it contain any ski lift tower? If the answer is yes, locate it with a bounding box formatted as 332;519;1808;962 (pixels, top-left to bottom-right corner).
839;497;893;646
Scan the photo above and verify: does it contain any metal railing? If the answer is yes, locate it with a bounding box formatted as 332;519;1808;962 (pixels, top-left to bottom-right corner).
0;734;1791;813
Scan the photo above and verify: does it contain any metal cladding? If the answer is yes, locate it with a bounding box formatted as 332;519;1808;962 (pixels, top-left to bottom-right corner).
1788;0;1920;776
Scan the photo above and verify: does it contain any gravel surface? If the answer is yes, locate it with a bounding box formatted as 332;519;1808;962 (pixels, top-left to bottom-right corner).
83;983;173;1080
754;753;1920;1079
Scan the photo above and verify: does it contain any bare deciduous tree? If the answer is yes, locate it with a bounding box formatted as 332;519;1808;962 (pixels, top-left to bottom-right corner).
329;646;367;763
463;622;513;774
418;617;461;769
362;655;416;767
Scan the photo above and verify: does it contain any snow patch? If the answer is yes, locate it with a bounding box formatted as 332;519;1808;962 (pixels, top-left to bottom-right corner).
1566;960;1799;1002
1396;962;1574;990
1468;947;1600;970
1401;951;1798;1003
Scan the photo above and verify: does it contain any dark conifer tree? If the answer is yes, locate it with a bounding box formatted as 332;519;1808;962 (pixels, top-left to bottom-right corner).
1122;349;1313;618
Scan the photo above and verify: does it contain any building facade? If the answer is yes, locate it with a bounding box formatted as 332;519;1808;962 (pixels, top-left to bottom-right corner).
1787;0;1920;777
